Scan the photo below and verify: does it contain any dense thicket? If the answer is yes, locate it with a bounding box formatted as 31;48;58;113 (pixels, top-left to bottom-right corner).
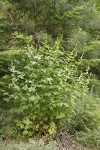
0;0;100;93
0;0;100;149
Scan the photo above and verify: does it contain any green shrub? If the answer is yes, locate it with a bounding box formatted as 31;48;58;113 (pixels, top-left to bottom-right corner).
0;50;21;115
0;116;18;139
76;130;100;149
0;50;21;98
65;92;100;149
2;41;89;138
67;93;100;133
0;50;21;77
89;78;100;96
78;58;100;95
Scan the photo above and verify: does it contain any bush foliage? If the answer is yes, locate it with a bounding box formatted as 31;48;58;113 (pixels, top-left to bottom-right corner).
1;41;89;138
0;50;21;110
65;92;100;149
67;93;100;132
76;130;100;149
0;50;21;77
0;0;100;148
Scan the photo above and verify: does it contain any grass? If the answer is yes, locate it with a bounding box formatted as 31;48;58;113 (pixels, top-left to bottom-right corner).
0;139;57;150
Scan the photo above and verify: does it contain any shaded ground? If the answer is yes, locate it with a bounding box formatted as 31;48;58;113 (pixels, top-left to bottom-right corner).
1;131;97;150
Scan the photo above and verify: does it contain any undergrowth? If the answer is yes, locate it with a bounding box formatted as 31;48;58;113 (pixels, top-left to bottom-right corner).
0;40;100;149
0;139;57;150
1;40;89;138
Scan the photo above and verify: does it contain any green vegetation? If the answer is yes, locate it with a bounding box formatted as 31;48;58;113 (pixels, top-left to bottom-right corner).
1;41;89;138
76;130;100;149
0;139;57;150
66;93;100;148
0;0;100;149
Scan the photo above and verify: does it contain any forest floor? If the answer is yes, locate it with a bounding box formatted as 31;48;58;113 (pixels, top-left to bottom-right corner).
56;131;96;150
1;131;97;150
